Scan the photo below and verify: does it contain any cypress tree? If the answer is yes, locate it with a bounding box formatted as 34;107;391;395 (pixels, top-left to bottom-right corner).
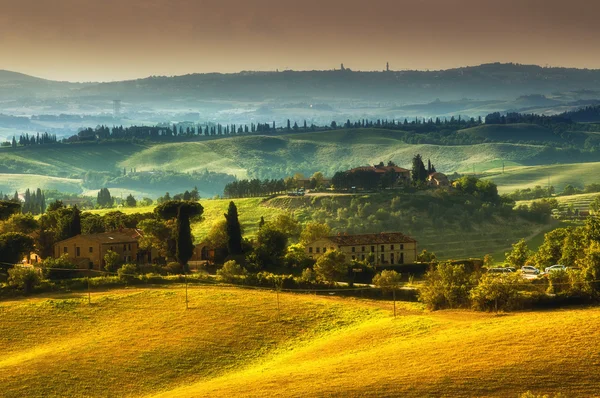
71;206;81;236
225;201;243;255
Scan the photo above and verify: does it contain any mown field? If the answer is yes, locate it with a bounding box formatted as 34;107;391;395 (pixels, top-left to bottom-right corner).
1;286;599;397
517;192;600;212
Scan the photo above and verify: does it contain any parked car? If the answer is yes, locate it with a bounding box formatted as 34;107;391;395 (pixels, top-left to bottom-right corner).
521;265;540;275
544;264;566;273
488;267;516;273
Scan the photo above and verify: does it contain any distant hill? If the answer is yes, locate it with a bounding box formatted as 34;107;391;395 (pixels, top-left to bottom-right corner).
457;123;561;143
2;63;600;103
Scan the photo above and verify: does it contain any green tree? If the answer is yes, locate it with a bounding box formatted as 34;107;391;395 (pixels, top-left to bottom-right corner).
7;267;40;294
418;263;471;310
470;272;523;312
104;250;122;272
155;200;204;267
373;270;402;291
271;213;301;239
411;154;428;184
314;250;346;282
0;200;21;221
0;232;34;273
300;222;331;245
417;249;437;263
125;194;137;207
224;201;243;255
505;239;532;268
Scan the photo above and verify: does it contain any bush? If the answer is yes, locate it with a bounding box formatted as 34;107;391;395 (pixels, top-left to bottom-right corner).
372;270;402;291
300;268;316;283
164;262;186;275
41;255;79;280
418;262;471;310
7;267;41;293
470;272;524;312
546;269;569;295
118;263;138;282
217;260;248;283
103;250;122;272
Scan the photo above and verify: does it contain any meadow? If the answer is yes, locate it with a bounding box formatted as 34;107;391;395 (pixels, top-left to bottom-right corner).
1;286;599;397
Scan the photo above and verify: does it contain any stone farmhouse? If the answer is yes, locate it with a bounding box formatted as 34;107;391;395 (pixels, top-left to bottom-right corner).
52;229;150;270
306;232;417;266
427;172;450;187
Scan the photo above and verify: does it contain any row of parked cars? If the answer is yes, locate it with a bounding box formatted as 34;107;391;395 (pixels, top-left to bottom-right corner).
488;264;574;276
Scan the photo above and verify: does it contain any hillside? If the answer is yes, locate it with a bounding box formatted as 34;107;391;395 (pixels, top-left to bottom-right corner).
1;286;599;397
457;123;560;143
484;162;600;194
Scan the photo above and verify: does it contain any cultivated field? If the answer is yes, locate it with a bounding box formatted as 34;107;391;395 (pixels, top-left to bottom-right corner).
1;286;599;397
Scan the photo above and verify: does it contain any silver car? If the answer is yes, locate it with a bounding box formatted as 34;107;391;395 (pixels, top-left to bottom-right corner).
521;265;540;275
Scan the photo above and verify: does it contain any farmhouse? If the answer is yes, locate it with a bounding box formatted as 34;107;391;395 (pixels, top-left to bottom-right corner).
52;230;147;270
349;164;411;184
428;172;450;187
306;232;417;266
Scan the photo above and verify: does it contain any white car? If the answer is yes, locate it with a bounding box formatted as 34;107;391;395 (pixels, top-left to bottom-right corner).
521;265;540;275
544;264;566;273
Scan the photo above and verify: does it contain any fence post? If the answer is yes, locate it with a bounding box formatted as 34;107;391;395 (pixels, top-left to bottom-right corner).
393;289;396;318
87;276;91;305
185;273;189;310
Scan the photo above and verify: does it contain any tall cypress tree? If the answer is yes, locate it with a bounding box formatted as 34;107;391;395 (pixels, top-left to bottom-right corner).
225;201;243;255
71;206;81;236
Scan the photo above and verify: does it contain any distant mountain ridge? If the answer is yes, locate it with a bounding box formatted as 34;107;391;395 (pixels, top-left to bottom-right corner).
3;63;600;103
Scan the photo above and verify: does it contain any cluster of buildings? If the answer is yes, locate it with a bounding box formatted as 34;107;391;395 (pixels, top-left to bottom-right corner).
27;229;417;270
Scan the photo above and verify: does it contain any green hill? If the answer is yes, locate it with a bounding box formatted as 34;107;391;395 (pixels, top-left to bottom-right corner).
457;123;560;143
1;286;599;397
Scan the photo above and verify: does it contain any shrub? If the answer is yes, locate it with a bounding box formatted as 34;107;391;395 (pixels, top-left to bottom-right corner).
418;263;471;310
372;270;402;292
103;250;122;272
7;267;41;293
300;268;316;283
314;250;346;282
41;254;78;280
470;272;524;312
164;262;185;275
118;263;138;282
217;260;247;283
546;269;569;295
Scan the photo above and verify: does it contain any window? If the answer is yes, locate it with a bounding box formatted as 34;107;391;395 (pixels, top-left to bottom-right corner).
391;245;394;251
128;244;132;251
351;247;356;253
391;253;395;264
381;245;385;252
309;247;313;253
123;244;127;251
361;255;365;261
352;255;356;260
316;247;320;253
89;247;93;253
323;247;326;253
400;244;404;250
63;247;68;253
76;247;80;257
400;253;404;264
371;246;375;253
361;246;365;252
380;254;385;263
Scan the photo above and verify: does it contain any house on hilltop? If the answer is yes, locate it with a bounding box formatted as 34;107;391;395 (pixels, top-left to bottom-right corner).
52;229;150;270
427;172;450;187
305;232;417;266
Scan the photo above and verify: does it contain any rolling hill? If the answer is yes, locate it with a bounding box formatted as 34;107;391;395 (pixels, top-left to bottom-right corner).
1;286;599;397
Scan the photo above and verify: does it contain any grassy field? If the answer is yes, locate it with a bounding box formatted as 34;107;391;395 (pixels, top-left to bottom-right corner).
484;162;600;194
517;192;600;212
1;286;599;397
0;173;83;195
457;123;560;143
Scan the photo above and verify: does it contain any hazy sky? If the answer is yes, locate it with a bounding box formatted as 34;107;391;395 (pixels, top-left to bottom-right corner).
1;0;599;82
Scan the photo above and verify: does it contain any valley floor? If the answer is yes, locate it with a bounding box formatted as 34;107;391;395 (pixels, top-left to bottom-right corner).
2;285;599;397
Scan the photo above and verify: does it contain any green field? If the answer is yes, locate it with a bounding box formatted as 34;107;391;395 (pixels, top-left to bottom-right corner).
0;173;83;195
484;162;600;194
457;123;560;143
517;192;600;212
1;286;599;397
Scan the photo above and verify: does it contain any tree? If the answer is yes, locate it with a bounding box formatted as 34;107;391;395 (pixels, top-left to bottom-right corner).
411;154;427;184
125;194;137;207
505;239;532;268
71;206;81;236
253;224;288;270
373;270;402;291
155;200;204;267
314;250;346;282
224;201;243;256
1;213;38;234
417;249;437;263
300;222;331;245
470;272;523;312
104;250;122;272
7;267;40;293
418;263;471;310
0;232;34;272
590;195;600;214
270;213;301;239
0;200;21;221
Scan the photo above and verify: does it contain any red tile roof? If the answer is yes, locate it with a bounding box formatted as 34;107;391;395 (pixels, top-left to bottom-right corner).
327;232;416;245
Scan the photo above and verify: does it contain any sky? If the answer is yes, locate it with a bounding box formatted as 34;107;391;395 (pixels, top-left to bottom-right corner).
1;0;599;82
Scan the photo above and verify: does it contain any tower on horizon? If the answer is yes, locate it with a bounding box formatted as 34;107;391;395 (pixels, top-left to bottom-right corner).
386;62;389;72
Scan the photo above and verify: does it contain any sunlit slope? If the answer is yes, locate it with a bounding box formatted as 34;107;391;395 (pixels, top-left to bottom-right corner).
457;123;560;143
115;129;547;178
0;173;83;195
152;306;600;398
485;162;600;193
2;287;597;397
0;287;385;398
88;197;288;240
0;142;148;177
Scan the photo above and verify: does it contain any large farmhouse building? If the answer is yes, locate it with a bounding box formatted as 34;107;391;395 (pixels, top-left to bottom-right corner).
306;232;417;266
53;230;146;270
